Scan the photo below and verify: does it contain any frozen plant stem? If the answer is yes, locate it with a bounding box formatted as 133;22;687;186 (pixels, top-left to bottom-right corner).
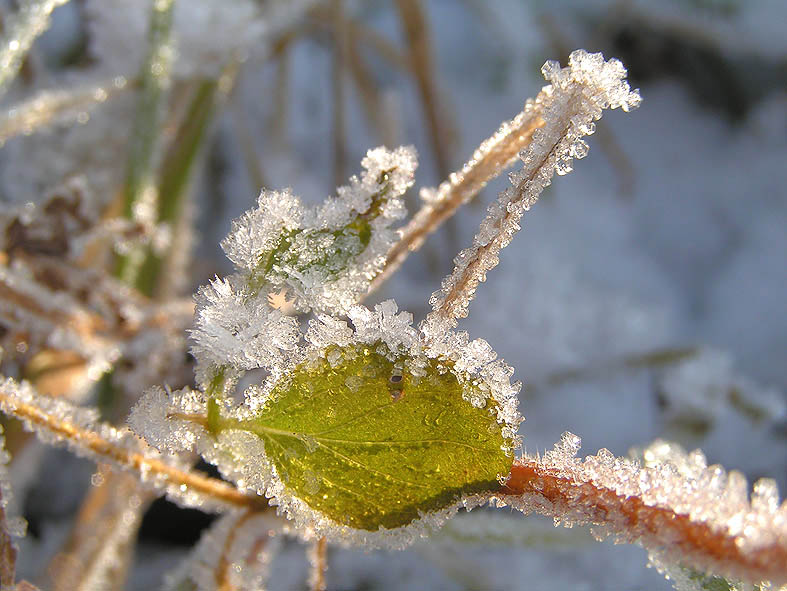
0;0;71;99
423;51;641;334
370;98;544;295
500;440;787;586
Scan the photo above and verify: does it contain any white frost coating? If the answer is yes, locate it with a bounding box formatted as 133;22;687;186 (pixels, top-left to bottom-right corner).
221;189;304;273
128;386;207;453
219;146;417;314
494;433;787;587
423;50;641;332
163;511;284;591
190;274;300;377
0;376;232;513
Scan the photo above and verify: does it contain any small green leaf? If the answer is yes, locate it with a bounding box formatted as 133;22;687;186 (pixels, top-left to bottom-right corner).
247;170;392;293
223;344;513;531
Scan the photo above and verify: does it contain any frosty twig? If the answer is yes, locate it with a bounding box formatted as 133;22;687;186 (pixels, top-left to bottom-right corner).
499;435;787;587
422;50;640;334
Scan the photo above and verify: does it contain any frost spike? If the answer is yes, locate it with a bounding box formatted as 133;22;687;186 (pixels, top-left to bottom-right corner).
422;50;640;334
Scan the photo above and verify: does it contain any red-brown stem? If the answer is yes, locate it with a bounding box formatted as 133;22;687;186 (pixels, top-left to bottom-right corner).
500;459;787;585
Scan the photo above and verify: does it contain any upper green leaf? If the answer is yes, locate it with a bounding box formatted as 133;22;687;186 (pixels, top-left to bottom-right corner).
220;343;514;531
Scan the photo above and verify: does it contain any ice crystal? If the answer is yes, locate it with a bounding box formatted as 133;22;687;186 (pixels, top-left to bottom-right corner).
128;386;207;454
425;50;640;329
190;275;300;379
220;146;416;314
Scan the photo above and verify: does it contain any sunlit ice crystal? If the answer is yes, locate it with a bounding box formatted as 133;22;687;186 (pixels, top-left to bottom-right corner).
189;274;300;375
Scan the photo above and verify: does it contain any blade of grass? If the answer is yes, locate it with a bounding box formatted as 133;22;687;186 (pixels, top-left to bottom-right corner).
114;0;175;287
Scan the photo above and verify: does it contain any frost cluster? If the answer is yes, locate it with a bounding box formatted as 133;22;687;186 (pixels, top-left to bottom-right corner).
498;432;787;587
220;145;416;314
190;275;300;379
128;386;208;453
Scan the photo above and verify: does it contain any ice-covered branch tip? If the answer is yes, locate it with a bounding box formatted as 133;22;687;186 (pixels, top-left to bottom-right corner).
423;50;640;335
498;434;787;588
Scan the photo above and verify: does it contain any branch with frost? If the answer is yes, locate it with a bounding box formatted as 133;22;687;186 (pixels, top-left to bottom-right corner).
496;433;787;587
421;50;640;334
0;377;264;512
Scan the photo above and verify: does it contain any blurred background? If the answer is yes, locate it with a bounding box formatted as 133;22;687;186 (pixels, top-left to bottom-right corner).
0;0;785;588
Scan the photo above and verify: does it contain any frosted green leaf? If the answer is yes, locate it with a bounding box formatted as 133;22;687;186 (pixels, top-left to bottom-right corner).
220;146;417;313
221;344;514;531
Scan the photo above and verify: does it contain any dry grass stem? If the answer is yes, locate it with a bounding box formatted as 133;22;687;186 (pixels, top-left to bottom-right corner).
308;537;328;591
370;110;544;295
47;468;153;591
394;0;454;181
0;386;265;512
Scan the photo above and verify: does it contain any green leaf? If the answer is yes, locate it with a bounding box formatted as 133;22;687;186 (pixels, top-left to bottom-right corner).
247;170;393;293
222;344;513;531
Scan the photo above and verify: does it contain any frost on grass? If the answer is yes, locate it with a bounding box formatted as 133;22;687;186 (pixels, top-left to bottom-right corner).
498;433;787;587
220;146;416;314
183;300;522;547
423;50;641;333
